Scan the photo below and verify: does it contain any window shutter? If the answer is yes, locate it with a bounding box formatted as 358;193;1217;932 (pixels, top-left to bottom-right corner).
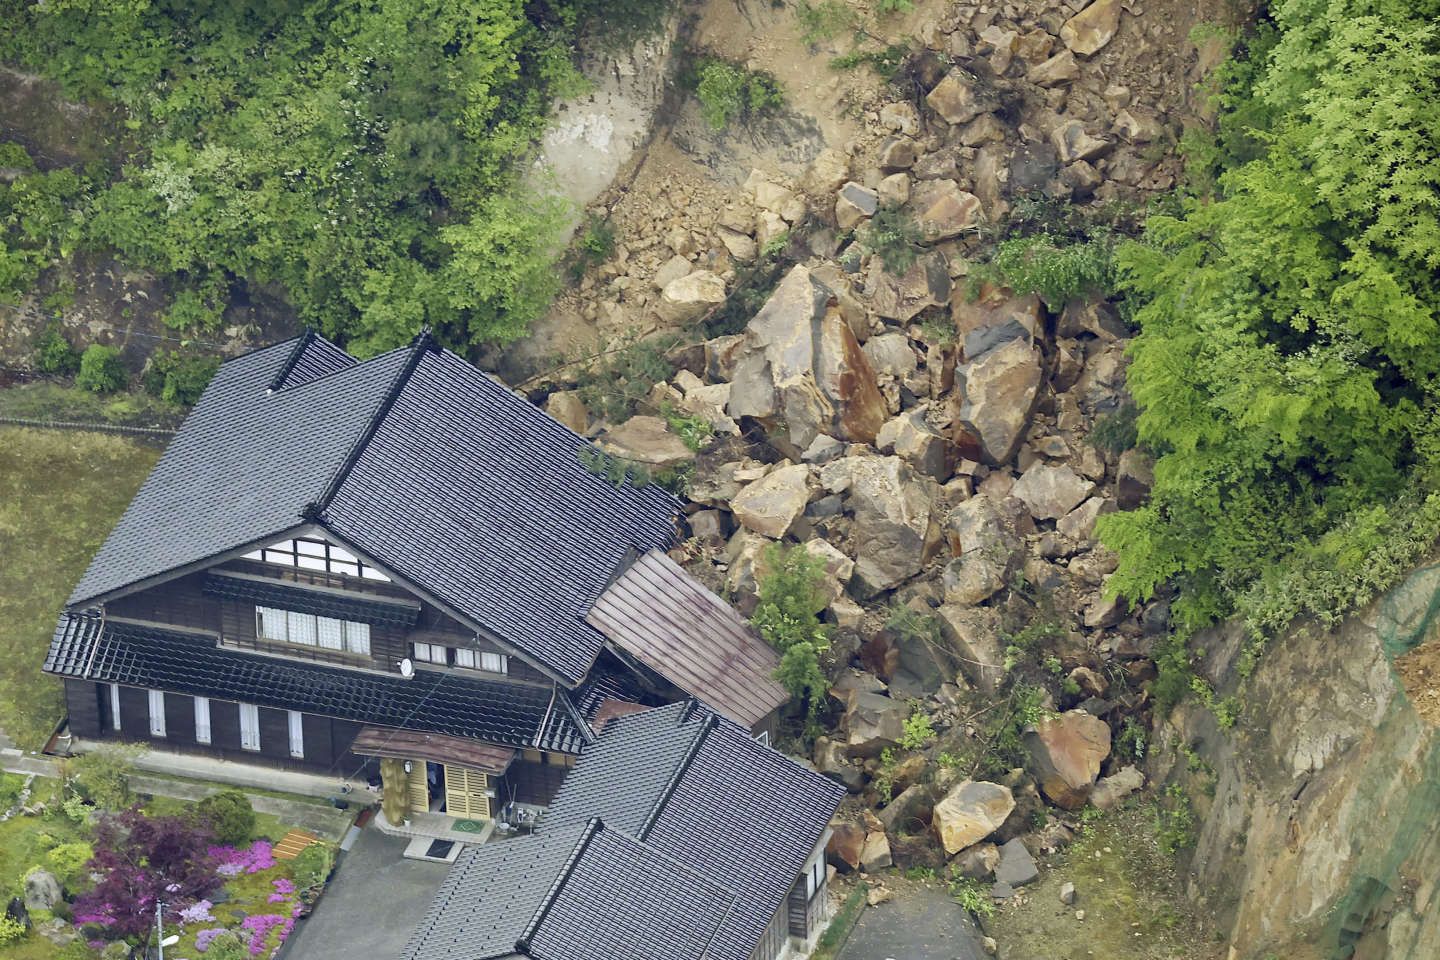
239;703;261;751
287;711;304;759
288;611;317;645
317;617;345;650
148;689;166;738
194;697;212;744
346;621;371;655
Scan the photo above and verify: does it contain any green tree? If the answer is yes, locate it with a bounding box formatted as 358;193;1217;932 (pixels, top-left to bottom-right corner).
1097;0;1440;636
751;544;831;714
75;344;127;394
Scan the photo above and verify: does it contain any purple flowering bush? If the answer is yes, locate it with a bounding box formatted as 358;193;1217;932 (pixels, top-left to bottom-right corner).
207;840;276;876
180;900;217;924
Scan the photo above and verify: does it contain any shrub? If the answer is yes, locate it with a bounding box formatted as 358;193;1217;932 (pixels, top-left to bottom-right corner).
196;790;256;846
900;710;935;750
949;876;994;918
291;843;335;890
0;916;26;945
74;344;127;394
860;204;922;274
573;337;678;423
971;231;1116;310
46;842;95;888
569;214;616;279
198;930;248;960
143;350;220;406
752;544;831;715
67;744;144;810
661;405;714;452
36;324;81;375
1155;783;1196;855
693;60;783;130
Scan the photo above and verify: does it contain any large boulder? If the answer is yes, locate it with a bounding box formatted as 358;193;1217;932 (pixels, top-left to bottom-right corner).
844;689;907;757
953;287;1043;362
931;780;1016;855
1050;119;1111;164
827;820;866;870
1091;765;1145;811
657;270;727;324
23;871;62;913
994;838;1039;887
1116;449;1154;510
1026;49;1079;86
822;456;935;594
730;463;811;539
957;339;1043;465
925;70;997;125
935;604;1005;692
869;253;952;323
861;830;894;872
877;407;954;481
879;783;936;834
545;390;589;434
836;182;879;229
1024;710;1113;809
1011;462;1096;521
1060;0;1123;57
862;333;919;379
727;266;887;452
910;179;984;242
599;416;695;468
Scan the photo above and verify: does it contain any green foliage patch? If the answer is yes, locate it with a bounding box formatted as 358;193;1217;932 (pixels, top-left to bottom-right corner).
75;344;126;394
970;231;1117;311
752;544;831;716
0;0;665;352
197;789;257;846
688;58;784;130
860;204;922;275
1097;0;1440;645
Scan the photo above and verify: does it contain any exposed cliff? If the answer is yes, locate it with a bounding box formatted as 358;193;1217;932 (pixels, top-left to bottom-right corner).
1153;566;1440;960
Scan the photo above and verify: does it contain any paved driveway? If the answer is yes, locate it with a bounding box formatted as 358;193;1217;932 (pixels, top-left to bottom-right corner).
285;827;451;960
837;884;986;960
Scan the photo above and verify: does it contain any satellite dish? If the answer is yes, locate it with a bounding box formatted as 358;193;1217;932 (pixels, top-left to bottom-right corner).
399;658;414;678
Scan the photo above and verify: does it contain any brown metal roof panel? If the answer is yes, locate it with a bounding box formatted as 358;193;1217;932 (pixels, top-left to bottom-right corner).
349;726;517;774
586;551;789;727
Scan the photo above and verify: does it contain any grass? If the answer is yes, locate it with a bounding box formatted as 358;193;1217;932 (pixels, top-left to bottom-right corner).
811;880;869;960
986;804;1221;959
0;778;89;910
0;382;183;431
0;426;161;748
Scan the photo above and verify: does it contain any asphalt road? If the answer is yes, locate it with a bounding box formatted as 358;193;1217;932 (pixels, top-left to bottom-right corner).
837;883;987;960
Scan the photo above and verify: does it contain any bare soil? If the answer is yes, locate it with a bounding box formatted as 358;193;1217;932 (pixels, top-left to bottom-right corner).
1395;637;1440;725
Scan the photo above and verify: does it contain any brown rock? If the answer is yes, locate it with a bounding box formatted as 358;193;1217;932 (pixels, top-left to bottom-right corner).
910;179;984;241
545;390;589;434
730;462;811;538
836;181;879;229
1024;710;1112;809
1090;765;1145;810
1116;449;1154;510
957;338;1043;464
599;416;695;467
827;820;866;870
932;780;1017;855
926;70;997;125
936;604;1006;693
861;830;894;872
869;252;951;323
844;689;907;757
657;270;727;324
952;285;1042;362
1027;50;1079;86
953;841;1001;879
1011;462;1096;521
1050;120;1111;164
1060;0;1123;57
879;783;936;835
880;137;918;171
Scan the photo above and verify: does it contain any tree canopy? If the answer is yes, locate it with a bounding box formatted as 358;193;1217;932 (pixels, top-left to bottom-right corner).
0;0;664;354
1098;0;1440;633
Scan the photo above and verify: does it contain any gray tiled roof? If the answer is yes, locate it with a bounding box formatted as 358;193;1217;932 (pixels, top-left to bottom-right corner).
403;821;736;960
546;702;846;960
404;702;844;960
67;333;681;684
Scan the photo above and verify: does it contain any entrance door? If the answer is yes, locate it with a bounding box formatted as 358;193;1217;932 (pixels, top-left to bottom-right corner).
405;759;428;814
444;764;491;819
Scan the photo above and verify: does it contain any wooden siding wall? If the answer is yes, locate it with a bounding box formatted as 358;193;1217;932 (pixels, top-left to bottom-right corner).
501;757;569;807
81;681;371;774
65;680;103;738
109;560;548;682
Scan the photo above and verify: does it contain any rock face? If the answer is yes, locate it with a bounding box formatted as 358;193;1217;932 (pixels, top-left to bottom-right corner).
931;780;1016;855
957;339;1043;465
730;463;810;538
1156;564;1440;960
728;266;887;452
1061;0;1123;57
1025;710;1113;809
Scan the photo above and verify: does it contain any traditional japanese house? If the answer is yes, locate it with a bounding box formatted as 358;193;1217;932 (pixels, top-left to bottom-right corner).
44;331;789;821
401;700;846;960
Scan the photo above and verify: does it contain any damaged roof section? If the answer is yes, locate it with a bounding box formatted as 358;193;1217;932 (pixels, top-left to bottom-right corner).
586;550;789;727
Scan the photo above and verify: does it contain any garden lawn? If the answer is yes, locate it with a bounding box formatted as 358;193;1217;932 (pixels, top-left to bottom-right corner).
0;427;160;748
